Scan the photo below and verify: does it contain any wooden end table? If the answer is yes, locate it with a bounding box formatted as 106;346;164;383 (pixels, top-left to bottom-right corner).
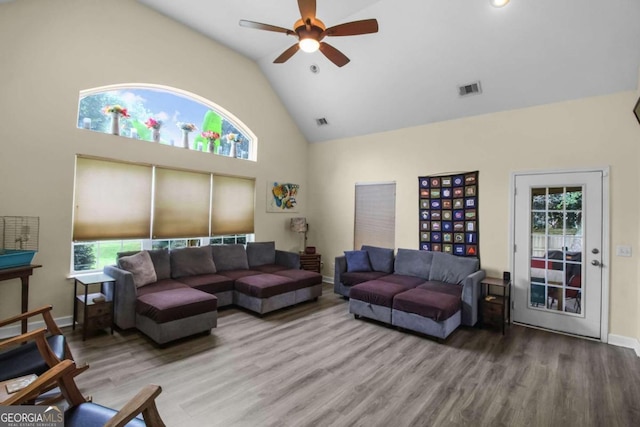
73;272;116;340
481;277;511;335
300;253;322;273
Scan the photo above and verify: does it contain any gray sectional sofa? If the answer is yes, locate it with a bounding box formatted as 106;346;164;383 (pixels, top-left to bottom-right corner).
104;242;323;345
334;246;485;340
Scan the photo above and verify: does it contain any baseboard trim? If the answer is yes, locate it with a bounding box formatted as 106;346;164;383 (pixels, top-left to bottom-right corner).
0;315;73;339
323;275;334;284
608;334;640;357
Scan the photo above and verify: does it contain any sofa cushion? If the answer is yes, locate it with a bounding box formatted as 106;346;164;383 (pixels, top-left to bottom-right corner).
418;280;464;297
394;249;433;279
211;244;249;271
136;279;189;297
170;246;217;279
217;269;261;281
341;271;389;286
252;264;289;274
175;274;235;294
246;241;276;267
234;274;296;299
393;288;461;322
118;251;157;288
379;274;426;288
273;269;323;289
350;280;413;308
429;252;479;284
344;250;372;272
117;249;171;281
136;288;218;324
361;245;395;273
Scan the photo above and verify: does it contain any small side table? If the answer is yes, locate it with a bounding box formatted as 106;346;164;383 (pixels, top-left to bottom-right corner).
299;253;322;273
0;264;42;333
73;272;116;340
481;277;511;335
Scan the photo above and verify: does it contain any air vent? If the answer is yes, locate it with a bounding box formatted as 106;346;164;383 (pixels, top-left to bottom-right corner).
458;81;482;97
316;118;329;126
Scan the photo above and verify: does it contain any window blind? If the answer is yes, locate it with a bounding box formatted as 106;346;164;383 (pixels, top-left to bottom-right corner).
211;176;255;235
153;168;212;239
73;157;152;241
354;182;396;250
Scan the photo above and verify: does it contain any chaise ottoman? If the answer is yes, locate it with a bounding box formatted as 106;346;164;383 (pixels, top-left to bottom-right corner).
349;280;414;324
391;287;462;340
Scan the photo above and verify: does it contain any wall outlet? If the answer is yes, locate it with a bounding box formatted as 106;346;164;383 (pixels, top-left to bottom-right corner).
616;245;632;257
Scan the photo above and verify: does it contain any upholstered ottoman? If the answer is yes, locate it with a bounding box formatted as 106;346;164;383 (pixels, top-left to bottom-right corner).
391;287;461;340
234;273;297;315
136;287;218;345
349;280;414;323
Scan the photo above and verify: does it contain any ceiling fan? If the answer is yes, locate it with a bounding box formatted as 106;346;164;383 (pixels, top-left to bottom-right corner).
239;0;379;67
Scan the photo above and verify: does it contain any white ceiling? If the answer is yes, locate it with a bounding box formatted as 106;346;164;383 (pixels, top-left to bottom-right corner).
137;0;640;143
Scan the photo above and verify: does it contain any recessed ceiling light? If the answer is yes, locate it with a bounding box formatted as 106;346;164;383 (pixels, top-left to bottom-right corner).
490;0;510;7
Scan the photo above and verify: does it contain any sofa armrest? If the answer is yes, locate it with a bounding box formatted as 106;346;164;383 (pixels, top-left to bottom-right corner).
275;250;301;269
333;256;350;296
103;265;138;330
460;269;486;327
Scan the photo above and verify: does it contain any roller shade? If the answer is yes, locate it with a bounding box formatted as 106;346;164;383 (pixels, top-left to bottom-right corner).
354;182;396;250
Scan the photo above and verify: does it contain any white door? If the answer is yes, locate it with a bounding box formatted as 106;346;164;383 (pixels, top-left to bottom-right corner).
512;171;605;339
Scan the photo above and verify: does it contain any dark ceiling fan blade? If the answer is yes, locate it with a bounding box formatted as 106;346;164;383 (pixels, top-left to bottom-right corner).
324;19;379;37
274;44;301;63
319;42;350;67
239;20;295;36
298;0;316;22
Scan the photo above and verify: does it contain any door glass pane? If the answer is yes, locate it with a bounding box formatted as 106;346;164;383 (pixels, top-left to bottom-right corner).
529;186;584;315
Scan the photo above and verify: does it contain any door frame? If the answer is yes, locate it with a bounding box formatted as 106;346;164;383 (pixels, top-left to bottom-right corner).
508;167;610;343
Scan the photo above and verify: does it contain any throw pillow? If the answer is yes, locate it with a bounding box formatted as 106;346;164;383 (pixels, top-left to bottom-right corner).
119;251;157;288
361;245;395;273
170;246;217;279
429;252;479;284
344;250;372;272
118;248;170;280
246;241;276;267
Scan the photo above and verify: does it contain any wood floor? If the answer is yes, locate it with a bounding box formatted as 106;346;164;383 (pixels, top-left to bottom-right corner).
66;283;640;427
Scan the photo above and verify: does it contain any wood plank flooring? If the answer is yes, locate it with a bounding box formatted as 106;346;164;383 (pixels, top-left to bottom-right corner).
66;284;640;427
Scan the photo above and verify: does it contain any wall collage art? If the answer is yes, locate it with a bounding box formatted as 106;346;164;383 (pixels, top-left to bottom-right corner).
418;171;479;258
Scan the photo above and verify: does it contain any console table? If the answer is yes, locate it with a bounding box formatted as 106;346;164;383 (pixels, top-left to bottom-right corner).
0;264;43;333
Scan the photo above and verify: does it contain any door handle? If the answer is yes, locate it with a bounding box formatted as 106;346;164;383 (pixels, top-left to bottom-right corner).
591;260;601;266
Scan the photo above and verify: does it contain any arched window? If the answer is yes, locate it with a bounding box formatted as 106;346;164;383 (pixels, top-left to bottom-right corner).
77;84;256;161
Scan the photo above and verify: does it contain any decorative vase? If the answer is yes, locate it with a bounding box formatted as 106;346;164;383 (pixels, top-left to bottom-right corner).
182;130;190;149
228;141;236;158
151;128;160;143
110;112;119;135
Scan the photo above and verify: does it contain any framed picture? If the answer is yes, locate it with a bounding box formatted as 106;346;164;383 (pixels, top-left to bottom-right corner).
634;96;640;125
267;181;300;212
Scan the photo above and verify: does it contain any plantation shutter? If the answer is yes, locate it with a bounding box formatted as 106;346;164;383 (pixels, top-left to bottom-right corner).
73;157;152;241
211;176;255;235
354;182;396;250
153;168;211;238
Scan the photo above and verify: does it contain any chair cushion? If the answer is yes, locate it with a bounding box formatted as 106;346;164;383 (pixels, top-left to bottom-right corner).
65;403;145;427
393;288;461;322
344;250;372;272
428;251;479;284
0;335;65;382
118;251;157;288
246;241;276;267
175;274;235;294
170;246;217;278
341;271;388;286
234;274;296;298
211;244;249;271
361;245;395;273
136;288;217;324
349;280;413;308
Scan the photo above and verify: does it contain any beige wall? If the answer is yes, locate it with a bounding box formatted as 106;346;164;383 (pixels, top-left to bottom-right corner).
308;92;640;339
0;0;309;321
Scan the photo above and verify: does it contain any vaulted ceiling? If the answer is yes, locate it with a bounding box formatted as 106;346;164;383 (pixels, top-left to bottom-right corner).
138;0;640;143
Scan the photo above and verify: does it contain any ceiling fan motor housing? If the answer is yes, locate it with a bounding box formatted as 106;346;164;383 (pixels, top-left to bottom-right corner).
294;18;326;41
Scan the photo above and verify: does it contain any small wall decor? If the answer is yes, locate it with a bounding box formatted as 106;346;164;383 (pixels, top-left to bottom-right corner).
634;96;640;125
267;181;300;212
418;171;479;258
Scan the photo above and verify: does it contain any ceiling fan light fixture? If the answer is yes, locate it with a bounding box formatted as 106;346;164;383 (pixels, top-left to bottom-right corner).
490;0;510;7
299;38;320;53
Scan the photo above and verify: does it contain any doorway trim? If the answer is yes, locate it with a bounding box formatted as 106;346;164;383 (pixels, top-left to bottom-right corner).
508;166;610;343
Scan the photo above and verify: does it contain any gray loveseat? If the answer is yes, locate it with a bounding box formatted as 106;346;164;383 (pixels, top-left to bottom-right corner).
104;242;323;345
334;246;485;340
